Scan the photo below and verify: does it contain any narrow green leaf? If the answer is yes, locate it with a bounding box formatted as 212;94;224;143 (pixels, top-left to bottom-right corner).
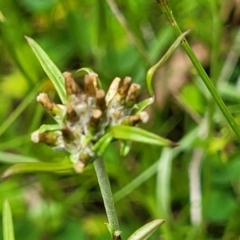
25;36;67;103
0;152;39;164
146;30;190;97
156;147;173;219
133;98;154;114
110;126;178;147
2;161;73;178
128;219;165;240
93;132;113;155
3;199;15;240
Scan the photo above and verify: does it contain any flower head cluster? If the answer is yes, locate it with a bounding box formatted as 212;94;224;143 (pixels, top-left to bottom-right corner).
31;72;149;172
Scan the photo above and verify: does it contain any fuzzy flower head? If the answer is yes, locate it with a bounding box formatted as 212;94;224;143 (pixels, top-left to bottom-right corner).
31;72;149;172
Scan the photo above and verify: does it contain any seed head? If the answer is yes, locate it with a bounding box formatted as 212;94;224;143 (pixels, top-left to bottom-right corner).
32;72;149;171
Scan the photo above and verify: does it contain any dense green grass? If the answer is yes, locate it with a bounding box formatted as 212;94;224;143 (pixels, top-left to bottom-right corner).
1;0;240;239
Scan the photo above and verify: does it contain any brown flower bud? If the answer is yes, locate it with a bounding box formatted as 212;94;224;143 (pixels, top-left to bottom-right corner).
84;73;98;96
105;77;121;104
125;83;140;107
37;93;62;117
118;76;131;96
63;72;82;97
96;90;106;110
62;125;75;142
66;104;79;123
31;130;62;147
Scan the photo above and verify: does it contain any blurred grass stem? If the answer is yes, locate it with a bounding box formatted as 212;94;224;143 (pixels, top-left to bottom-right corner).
156;0;240;139
0;85;41;137
189;148;203;225
106;0;151;64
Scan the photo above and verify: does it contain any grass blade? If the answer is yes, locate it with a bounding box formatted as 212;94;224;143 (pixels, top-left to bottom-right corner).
2;161;73;178
25;37;67;103
146;30;190;97
156;147;172;220
110;126;178;147
0;152;39;164
3;199;15;240
128;219;165;240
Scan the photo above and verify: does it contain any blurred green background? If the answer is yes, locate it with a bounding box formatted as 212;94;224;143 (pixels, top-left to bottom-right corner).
1;0;240;239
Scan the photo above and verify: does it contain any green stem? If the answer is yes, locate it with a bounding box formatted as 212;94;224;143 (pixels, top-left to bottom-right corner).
156;0;240;139
106;0;151;65
207;1;221;137
93;158;121;240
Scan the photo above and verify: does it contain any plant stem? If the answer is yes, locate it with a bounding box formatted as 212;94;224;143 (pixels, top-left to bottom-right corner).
156;0;240;139
93;158;121;240
106;0;151;65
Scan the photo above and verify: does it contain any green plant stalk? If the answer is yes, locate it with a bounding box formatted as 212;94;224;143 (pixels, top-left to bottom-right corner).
207;1;222;136
106;0;151;65
156;0;240;139
93;158;121;240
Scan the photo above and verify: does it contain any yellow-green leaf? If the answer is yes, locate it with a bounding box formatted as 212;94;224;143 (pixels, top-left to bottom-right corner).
110;126;177;147
3;199;15;240
128;219;165;240
146;30;190;97
2;161;73;178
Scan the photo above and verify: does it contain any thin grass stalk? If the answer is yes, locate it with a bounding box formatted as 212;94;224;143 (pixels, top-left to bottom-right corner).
106;0;151;65
207;1;222;136
156;0;240;139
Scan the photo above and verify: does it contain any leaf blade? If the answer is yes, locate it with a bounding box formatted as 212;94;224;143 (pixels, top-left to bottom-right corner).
2;161;73;178
3;199;15;240
146;30;190;98
25;36;67;103
110;126;177;147
0;152;39;164
128;219;165;240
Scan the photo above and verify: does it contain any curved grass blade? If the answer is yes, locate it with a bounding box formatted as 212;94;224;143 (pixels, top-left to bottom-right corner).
133;98;154;114
128;219;165;240
2;161;73;178
146;30;190;97
3;199;15;240
25;36;67;103
110;126;178;147
132;30;190;114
